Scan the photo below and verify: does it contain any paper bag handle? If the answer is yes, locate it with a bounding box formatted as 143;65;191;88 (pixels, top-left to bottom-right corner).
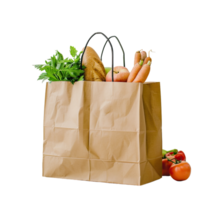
80;31;115;82
100;35;127;67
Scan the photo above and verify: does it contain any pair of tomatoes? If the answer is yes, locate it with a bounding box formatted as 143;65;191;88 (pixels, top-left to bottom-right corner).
162;151;191;181
166;150;186;161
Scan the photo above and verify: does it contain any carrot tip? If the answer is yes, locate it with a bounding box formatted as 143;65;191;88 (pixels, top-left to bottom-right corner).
139;60;144;66
147;61;151;65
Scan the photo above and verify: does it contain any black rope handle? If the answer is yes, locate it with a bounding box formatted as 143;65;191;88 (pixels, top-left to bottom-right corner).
80;31;115;82
100;35;127;67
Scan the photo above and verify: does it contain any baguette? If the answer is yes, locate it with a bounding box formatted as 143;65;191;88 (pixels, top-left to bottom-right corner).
82;46;106;81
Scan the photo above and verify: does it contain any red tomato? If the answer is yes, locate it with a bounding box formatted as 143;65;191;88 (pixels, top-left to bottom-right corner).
178;150;187;160
175;153;185;161
166;152;174;157
169;161;191;181
174;150;188;161
162;156;174;176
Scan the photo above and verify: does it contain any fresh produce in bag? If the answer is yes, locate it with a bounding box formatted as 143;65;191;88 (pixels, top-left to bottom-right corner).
33;47;85;84
106;66;130;82
82;46;106;81
127;49;153;83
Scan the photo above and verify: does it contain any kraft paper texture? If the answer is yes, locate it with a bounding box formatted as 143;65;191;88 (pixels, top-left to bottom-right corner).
43;81;162;185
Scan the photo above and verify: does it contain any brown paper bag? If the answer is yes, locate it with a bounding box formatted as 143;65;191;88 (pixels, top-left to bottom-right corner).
43;81;162;185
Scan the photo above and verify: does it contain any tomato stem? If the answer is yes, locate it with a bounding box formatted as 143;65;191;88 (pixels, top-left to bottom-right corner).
167;157;180;164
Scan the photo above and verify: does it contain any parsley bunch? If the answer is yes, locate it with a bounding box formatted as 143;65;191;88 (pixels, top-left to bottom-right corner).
34;46;85;84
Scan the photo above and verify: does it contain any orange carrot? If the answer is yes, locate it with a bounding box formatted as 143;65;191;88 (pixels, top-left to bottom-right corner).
140;51;147;60
134;61;151;83
143;55;153;64
127;60;143;82
134;50;141;65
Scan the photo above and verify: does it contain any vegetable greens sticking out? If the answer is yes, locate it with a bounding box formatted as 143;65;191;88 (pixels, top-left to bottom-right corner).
33;46;86;84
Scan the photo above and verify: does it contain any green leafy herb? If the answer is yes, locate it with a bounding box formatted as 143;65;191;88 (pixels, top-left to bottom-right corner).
33;47;85;84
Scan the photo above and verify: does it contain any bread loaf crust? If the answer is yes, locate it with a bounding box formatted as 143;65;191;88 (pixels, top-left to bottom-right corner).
82;46;106;81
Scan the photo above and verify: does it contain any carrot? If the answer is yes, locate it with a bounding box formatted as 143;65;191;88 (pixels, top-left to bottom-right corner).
140;51;147;60
134;50;141;65
134;61;151;83
143;55;153;64
127;60;143;82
